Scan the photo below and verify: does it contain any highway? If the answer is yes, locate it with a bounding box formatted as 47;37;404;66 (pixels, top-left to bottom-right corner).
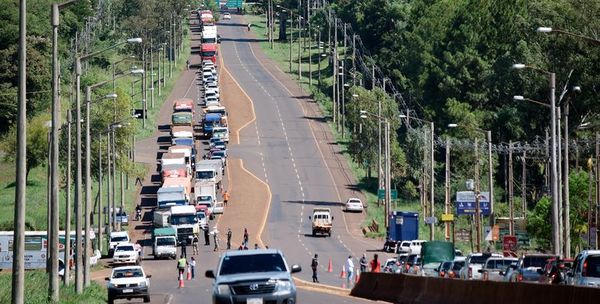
127;11;384;304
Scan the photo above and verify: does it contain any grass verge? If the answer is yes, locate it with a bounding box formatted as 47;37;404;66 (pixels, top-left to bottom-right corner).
0;271;106;304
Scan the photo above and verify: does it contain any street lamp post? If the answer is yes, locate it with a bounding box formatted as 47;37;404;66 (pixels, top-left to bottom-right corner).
537;27;600;45
512;64;560;256
361;110;392;229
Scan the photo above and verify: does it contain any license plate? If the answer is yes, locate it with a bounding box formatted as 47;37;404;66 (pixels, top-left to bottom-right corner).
247;299;263;304
122;289;133;293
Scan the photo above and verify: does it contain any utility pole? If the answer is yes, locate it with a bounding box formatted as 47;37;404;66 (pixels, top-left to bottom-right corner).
377;83;382;208
142;49;147;128
150;39;154;108
74;57;84;294
317;27;321;86
371;65;375;90
487;130;494;227
84;87;92;287
97;137;103;254
331;20;337;126
522;150;527;218
444;138;451;241
297;15;301;80
352;34;356;86
557;107;563;256
429;122;435;241
474;137;482;252
384;121;391;229
308;24;312;86
340;63;345;138
564;103;570;257
49;3;60;301
12;0;27;301
550;73;560;256
111;127;117;231
64;111;72;286
588;157;593;248
169;18;173;78
508;141;514;236
107;132;112;234
157;46;161;96
596;133;600;250
289;11;293;73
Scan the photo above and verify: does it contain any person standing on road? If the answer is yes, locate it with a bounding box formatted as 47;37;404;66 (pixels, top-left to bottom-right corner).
243;228;249;247
181;238;188;258
212;227;220;251
223;190;230;206
204;227;210;246
186;59;190;70
226;228;232;249
177;255;187;280
346;255;355;282
370;254;381;272
359;254;368;273
192;233;199;255
189;257;196;280
311;254;319;283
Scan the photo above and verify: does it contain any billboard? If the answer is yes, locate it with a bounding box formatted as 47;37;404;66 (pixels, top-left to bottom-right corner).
455;191;491;215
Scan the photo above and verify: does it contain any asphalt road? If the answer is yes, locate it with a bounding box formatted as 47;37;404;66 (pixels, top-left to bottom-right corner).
217;14;388;289
124;12;385;304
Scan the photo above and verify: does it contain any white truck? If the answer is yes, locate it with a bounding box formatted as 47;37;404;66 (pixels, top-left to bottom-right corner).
156;186;188;209
169;205;200;243
195;159;223;187
212;126;229;143
152;227;177;259
153;210;170;228
194;181;219;218
309;208;334;237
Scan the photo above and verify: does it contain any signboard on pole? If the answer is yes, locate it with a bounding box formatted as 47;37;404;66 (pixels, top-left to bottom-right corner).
377;189;398;200
455;191;491;215
455;229;471;242
503;235;518;257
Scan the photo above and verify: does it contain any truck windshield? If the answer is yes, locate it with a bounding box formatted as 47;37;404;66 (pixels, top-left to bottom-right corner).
202;38;217;44
196;171;214;179
111;236;128;242
197;195;212;203
219;253;287;275
157;238;176;246
202;51;216;57
170;215;197;225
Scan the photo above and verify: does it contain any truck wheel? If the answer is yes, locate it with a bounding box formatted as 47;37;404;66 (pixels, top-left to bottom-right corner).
312;230;316;237
144;296;151;303
328;231;331;237
108;296;114;304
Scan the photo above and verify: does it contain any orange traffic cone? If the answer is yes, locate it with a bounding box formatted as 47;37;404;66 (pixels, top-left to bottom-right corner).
327;258;333;273
178;273;185;288
340;265;346;279
187;268;192;281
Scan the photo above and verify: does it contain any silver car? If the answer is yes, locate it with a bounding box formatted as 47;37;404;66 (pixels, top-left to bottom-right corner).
206;249;302;304
569;250;600;288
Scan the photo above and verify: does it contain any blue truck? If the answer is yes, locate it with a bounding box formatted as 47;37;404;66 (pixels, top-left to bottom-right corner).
202;113;222;137
383;211;419;252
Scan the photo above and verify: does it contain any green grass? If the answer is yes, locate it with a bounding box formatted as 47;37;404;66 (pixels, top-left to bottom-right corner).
0;271;106;304
247;14;481;253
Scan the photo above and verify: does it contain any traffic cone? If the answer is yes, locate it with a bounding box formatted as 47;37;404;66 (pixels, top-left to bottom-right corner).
327;258;333;273
341;280;346;289
340;265;346;279
187;268;192;281
178;273;185;288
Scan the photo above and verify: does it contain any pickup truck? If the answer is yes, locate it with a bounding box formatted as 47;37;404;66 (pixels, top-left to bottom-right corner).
309;208;333;237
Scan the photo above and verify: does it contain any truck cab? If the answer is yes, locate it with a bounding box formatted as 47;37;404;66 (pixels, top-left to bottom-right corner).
169;205;200;243
309;208;333;237
152;227;177;259
201;43;217;64
202;113;222;137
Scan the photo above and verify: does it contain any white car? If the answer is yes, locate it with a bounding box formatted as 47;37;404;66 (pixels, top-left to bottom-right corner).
211;201;224;215
343;198;364;212
204;96;220;107
408;240;426;255
108;231;130;256
222;13;231;20
106;266;151;304
204;89;219;99
112;243;141;266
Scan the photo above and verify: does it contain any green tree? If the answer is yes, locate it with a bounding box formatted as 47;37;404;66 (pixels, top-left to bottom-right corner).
2;114;50;180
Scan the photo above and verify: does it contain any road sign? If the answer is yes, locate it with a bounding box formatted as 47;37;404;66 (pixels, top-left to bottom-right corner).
441;214;454;222
377;189;398;200
424;217;438;225
455;191;491;215
455;229;471;242
503;235;518;252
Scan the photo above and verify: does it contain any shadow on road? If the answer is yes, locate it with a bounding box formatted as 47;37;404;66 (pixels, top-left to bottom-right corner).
220;37;267;43
282;200;342;207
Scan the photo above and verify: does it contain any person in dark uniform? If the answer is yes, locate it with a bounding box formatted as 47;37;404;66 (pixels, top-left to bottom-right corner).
226;228;232;249
204;227;210;245
180;238;188;258
311;254;319;283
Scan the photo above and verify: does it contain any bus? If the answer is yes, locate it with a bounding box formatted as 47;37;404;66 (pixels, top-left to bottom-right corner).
0;230;95;270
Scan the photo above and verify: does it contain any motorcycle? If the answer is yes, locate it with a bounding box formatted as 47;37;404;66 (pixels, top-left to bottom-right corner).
135;209;142;221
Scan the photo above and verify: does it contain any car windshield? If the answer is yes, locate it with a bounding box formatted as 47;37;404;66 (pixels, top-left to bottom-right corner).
196;171;214;179
111;236;128;242
523;256;550;268
469;255;491;264
116;245;134;252
452;261;465;271
170;215;197;225
213;151;225;157
157;238;176;246
584;256;600;278
487;259;514;269
219;253;287;275
174;138;193;146
113;268;143;279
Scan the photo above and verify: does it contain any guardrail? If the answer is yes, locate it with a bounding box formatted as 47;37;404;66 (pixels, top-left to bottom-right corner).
351;272;600;304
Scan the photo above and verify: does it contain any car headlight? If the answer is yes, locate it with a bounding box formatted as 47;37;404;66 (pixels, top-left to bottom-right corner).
139;281;147;288
274;280;292;295
107;282;115;288
216;284;231;295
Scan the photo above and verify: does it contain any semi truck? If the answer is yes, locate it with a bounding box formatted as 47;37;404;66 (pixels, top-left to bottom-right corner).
156;186;187;209
383;211;419;252
194;180;217;219
169;205;200;243
152;227;177;259
202;113;222;137
195;159;223;187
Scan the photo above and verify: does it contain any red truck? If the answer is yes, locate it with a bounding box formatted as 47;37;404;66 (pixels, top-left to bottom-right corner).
201;43;218;64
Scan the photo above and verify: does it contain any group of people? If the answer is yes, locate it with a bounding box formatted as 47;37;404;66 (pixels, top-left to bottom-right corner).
311;253;382;284
177;255;197;280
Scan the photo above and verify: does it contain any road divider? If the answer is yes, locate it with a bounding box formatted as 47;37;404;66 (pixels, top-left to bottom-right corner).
351;272;600;304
